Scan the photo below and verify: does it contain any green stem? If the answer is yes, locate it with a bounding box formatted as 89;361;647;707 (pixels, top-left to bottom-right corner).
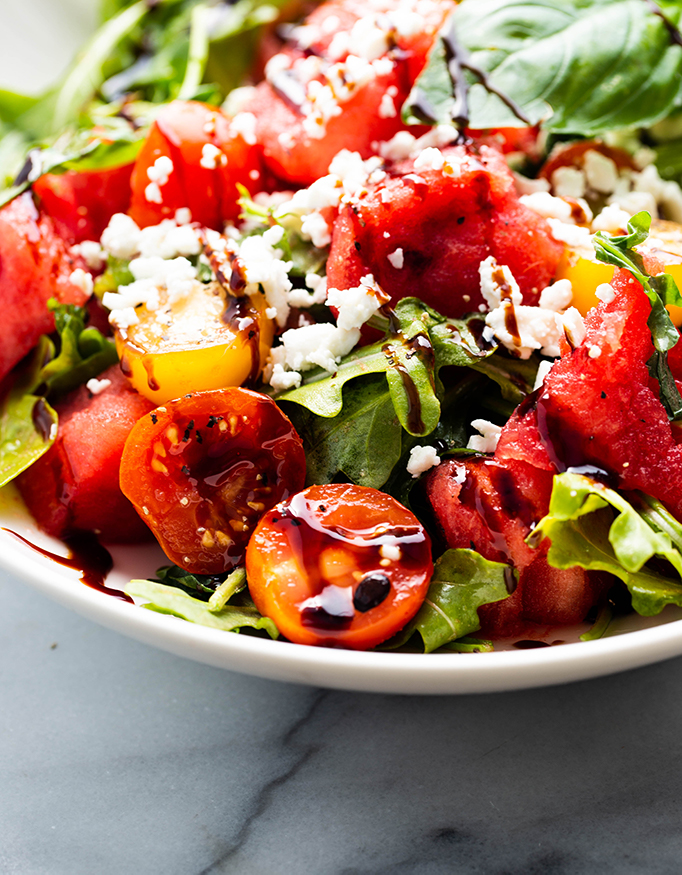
208;567;247;612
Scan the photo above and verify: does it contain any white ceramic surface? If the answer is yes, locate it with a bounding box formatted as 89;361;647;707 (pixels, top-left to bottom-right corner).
4;484;682;694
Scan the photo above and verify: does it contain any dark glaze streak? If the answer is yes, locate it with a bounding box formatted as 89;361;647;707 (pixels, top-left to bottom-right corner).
2;528;130;602
270;69;308;114
383;343;425;434
642;0;682;47
31;398;54;442
441;19;532;129
492;266;521;352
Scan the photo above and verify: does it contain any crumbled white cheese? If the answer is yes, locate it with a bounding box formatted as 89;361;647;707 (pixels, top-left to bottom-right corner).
86;377;111;395
71;240;106;270
147;155;173;185
513;173;551;197
551;166;586;199
583;150;618;194
387;248;404;269
406;445;441;478
479;256;522;309
300;211;332;247
326;275;384;330
69;267;93;296
591;203;631;233
174;207;192;225
378;91;397;118
533;359;554;391
101;213;142;259
467;420;502;454
595;283;616;304
200;143;224;170
485;304;563;359
520;191;574;222
413;147;445;173
230;112;258;145
538;278;573;312
269;322;360;374
238;225;293;327
588;344;602;359
144;182;163;204
546;219;593;255
561;307;587;348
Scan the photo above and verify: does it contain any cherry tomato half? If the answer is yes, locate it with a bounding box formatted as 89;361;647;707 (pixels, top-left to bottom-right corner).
120;387;306;574
246;484;433;649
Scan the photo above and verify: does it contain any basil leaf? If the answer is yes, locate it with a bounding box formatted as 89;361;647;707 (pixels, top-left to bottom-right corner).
530;472;682;616
384;548;513;652
0;394;57;489
593;211;682;419
125;578;280;638
405;0;682;135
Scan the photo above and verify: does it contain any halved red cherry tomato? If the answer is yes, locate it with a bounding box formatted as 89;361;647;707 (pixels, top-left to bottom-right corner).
120;387;306;574
246;484;433;649
128;100;263;228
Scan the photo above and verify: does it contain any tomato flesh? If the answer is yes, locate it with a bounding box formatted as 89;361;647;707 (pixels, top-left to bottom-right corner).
246;483;433;649
120;388;306;573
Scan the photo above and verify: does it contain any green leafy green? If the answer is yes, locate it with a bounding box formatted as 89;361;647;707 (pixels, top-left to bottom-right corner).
593;211;682;420
404;0;682;135
39;301;118;398
530;472;682;616
284;373;403;489
0;393;57;489
125;578;279;637
384;549;513;652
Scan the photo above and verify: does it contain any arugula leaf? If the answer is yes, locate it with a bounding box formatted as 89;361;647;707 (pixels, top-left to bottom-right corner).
155;564;226;598
530;472;682;616
126;578;279;638
404;0;682;135
593;211;682;420
384;549;513;652
39;301;118;398
284;373;403;489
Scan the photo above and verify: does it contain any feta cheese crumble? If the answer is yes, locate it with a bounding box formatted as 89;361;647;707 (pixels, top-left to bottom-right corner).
467;420;502;454
407;445;441;478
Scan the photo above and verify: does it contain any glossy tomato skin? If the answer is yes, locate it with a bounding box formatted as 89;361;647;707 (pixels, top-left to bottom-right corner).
120;387;306;574
246;484;433;649
128;100;262;229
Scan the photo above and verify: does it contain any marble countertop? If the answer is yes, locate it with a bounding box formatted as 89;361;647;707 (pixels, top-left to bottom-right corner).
4;566;682;875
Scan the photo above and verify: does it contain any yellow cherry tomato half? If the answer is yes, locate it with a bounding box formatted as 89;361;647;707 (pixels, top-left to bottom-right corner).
556;219;682;327
115;281;274;404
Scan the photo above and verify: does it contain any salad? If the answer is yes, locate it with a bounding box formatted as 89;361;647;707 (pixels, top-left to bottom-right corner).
4;0;682;655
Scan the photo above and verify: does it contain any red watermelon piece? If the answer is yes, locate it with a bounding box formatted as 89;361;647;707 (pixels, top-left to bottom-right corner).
252;0;453;185
425;457;604;637
16;366;154;543
326;144;564;317
496;268;682;520
0;193;90;384
32;161;134;244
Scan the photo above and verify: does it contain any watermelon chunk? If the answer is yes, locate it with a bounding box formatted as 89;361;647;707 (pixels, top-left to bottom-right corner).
0;193;90;383
16;366;154;543
252;0;453;185
497;268;682;520
326;144;564;317
425;457;604;637
32;162;134;244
